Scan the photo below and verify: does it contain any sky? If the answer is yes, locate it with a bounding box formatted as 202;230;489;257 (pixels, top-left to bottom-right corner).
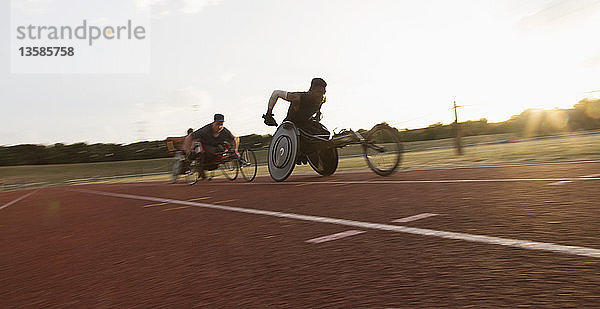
1;0;599;145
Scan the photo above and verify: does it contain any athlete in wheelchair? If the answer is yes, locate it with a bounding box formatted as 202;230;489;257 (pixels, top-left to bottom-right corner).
186;113;239;172
170;114;257;184
263;78;403;182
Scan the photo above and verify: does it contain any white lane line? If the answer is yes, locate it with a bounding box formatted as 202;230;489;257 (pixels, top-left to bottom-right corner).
0;190;37;211
306;230;366;244
70;188;600;259
332;159;600;173
188;177;600;186
582;174;600;178
400;159;600;170
393;213;439;223
69;175;600;189
548;181;573;186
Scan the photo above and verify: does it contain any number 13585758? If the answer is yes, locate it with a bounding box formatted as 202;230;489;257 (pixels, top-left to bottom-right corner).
18;47;75;56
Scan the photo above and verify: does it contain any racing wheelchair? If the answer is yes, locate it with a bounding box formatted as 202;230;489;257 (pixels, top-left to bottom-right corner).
167;139;258;185
268;121;403;182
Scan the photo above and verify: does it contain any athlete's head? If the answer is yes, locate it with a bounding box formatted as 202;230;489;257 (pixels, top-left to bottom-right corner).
187;128;194;135
212;113;225;134
308;77;326;103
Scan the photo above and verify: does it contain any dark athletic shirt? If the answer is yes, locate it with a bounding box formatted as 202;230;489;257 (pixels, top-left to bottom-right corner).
284;92;322;125
191;123;234;146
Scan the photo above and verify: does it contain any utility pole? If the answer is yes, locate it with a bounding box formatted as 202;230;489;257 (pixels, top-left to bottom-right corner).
453;101;463;155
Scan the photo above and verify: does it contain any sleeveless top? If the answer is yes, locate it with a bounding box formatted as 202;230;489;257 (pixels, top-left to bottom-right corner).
284;92;322;124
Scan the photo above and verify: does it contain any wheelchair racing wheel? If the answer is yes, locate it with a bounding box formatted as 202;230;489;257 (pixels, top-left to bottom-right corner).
239;148;258;182
171;152;184;183
268;121;299;182
184;159;202;185
307;144;338;176
363;123;403;176
220;160;239;180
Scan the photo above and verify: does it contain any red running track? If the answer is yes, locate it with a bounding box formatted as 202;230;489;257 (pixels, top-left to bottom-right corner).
1;162;600;307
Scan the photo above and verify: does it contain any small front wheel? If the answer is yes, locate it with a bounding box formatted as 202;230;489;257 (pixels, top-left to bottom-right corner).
363;124;403;176
239;148;258;182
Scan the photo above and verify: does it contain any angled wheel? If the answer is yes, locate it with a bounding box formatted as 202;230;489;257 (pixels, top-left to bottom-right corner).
307;144;338;176
363;124;403;176
171;152;184;183
184;159;201;185
239;148;257;182
268;121;299;182
221;160;239;180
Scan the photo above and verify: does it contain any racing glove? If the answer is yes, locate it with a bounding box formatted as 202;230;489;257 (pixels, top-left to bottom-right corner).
262;113;278;126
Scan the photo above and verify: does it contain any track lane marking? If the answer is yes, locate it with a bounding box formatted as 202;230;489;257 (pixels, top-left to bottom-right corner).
188;197;211;201
70;188;600;259
161;206;190;211
213;199;238;204
0;190;37;211
582;174;600;178
143;197;210;208
393;213;439;223
143;202;169;208
306;230;366;244
548;181;573;186
73;173;600;189
183;177;600;186
330;183;351;187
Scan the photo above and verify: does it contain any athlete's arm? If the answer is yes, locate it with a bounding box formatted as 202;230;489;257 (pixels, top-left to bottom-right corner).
224;129;239;152
233;136;240;152
266;90;302;114
263;90;303;126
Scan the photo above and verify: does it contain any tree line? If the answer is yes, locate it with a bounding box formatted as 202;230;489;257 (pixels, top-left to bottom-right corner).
0;135;273;166
1;98;599;166
397;98;600;142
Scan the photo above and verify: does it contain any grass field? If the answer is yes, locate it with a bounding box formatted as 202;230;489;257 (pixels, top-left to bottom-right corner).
0;158;171;187
1;132;599;189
